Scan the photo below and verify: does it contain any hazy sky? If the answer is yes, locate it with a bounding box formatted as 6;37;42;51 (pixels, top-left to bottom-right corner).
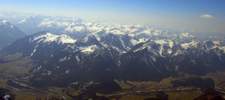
0;0;225;33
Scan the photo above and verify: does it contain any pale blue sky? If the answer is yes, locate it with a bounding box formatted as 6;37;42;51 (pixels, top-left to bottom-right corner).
0;0;225;33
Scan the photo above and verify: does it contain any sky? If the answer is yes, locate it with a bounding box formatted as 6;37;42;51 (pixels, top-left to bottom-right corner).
0;0;225;33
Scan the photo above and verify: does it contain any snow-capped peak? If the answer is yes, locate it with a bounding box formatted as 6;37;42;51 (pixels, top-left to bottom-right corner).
181;40;198;49
180;32;194;38
33;32;76;44
0;19;8;23
18;19;27;24
154;39;174;48
0;19;17;29
0;19;10;25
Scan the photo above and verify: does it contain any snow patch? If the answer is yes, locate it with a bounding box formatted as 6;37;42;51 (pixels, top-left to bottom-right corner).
59;56;70;62
65;70;70;74
47;71;52;75
30;45;39;57
75;56;81;62
80;45;97;54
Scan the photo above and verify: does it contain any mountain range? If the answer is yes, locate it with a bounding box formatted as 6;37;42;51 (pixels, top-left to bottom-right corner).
0;19;26;49
0;28;225;87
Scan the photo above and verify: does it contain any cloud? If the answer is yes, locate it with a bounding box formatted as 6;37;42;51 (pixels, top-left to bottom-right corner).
200;14;214;19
